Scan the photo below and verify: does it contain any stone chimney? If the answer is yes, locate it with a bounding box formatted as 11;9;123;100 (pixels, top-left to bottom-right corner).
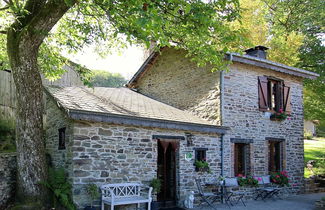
244;45;269;59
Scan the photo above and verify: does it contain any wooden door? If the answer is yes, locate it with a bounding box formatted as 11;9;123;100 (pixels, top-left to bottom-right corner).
157;140;178;204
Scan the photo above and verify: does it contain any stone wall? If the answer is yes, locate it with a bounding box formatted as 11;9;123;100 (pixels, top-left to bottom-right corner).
0;153;16;209
72;121;221;208
45;97;74;177
222;63;305;192
134;51;305;193
136;48;222;125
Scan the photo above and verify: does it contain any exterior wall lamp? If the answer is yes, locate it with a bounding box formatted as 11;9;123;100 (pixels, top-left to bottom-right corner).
185;133;194;147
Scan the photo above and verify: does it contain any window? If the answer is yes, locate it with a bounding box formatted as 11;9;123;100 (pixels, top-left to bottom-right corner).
268;141;284;172
58;127;66;150
234;143;250;176
195;148;207;162
258;76;291;113
194;148;207;171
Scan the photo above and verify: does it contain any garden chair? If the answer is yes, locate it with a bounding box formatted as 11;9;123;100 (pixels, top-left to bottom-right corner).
254;175;280;201
195;179;220;209
223;177;246;207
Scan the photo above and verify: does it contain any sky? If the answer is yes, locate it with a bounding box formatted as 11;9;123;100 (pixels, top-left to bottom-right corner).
64;45;147;80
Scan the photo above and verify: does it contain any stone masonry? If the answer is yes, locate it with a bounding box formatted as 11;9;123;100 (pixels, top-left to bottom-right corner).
45;97;222;209
135;49;305;193
136;48;222;125
0;153;16;209
222;63;304;192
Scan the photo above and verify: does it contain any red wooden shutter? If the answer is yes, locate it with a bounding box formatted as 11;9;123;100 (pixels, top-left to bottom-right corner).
258;76;269;111
283;83;292;114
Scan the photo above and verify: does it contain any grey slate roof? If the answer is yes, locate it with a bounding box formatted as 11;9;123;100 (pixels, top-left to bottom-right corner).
46;86;228;134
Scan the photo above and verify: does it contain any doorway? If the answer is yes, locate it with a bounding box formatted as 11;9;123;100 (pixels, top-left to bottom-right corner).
157;139;179;206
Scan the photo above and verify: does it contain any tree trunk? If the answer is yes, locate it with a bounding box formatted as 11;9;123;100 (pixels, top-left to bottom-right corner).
6;0;75;205
7;31;48;203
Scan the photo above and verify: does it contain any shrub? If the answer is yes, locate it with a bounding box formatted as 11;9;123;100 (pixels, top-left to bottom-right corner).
0;119;15;153
85;184;100;207
304;130;313;140
270;171;290;186
150;178;162;194
41;167;75;210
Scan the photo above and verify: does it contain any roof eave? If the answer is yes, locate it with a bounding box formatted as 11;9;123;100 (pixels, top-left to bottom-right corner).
226;53;319;79
68;109;229;134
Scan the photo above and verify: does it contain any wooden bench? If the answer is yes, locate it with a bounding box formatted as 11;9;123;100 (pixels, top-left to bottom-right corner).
101;183;153;210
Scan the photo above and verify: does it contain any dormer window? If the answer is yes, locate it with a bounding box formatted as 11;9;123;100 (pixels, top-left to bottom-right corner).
258;76;291;113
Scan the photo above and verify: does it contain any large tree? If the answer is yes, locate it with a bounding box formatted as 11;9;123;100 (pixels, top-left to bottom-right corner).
0;0;245;205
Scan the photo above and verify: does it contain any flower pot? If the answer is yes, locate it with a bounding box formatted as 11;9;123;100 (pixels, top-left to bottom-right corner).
270;116;284;121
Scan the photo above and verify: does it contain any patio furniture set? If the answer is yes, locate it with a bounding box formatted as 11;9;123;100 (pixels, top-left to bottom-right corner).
195;175;283;209
98;176;284;210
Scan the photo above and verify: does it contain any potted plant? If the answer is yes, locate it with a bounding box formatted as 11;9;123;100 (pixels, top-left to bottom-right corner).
270;171;290;187
195;160;210;173
270;109;290;121
85;183;100;210
150;178;161;210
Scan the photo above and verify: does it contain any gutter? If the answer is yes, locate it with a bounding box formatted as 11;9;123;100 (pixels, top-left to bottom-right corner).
68;109;230;135
219;53;232;178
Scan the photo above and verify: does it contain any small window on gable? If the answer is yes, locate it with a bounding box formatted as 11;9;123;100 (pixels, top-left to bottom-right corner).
58;127;66;150
258;76;291;113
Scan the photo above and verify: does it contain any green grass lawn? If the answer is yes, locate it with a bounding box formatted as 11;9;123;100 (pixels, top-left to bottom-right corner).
304;137;325;177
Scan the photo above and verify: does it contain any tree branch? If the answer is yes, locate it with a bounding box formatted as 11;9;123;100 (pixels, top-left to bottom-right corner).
0;30;7;34
0;5;9;10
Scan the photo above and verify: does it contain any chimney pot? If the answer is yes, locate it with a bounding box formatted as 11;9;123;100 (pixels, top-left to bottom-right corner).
244;45;269;59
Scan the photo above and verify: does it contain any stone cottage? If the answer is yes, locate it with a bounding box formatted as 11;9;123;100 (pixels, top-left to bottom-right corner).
126;46;318;192
45;86;228;208
45;46;319;209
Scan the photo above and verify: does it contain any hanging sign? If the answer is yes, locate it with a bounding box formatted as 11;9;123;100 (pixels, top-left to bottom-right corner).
185;152;193;161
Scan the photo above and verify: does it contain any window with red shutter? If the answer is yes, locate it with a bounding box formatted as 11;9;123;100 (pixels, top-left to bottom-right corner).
258;76;291;113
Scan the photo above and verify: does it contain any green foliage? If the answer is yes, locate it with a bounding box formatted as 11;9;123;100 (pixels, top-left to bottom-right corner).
41;167;75;210
194;160;209;169
85;184;100;207
150;178;162;194
0;119;15;153
195;160;211;173
52;0;247;72
304;131;313;140
270;171;289;187
316;123;325;138
89;70;128;88
237;176;258;187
